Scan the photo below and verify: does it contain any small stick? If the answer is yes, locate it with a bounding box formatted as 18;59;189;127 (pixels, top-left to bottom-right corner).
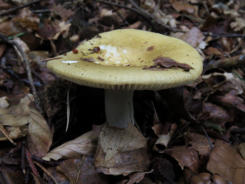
26;149;40;177
34;161;58;184
203;32;245;38
0;33;43;114
0;0;40;16
0;125;16;145
21;143;26;174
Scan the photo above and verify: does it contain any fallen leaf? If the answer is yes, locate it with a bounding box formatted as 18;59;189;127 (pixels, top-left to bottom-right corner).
187;132;214;156
239;143;245;160
170;0;198;15
230;17;245;31
51;4;74;21
0;0;11;9
207;140;245;184
216;92;245;112
57;156;108;184
145;57;193;71
202;102;231;124
95;124;149;175
43;127;101;161
125;170;153;184
165;146;199;172
180;27;206;49
13;8;40;31
0;94;52;157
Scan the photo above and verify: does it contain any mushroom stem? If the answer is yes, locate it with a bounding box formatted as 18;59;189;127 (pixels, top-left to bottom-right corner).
105;90;135;128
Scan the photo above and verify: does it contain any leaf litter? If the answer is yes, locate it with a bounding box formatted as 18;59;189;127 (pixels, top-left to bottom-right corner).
1;0;245;183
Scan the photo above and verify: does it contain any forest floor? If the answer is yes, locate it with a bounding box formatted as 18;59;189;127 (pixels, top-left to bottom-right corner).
0;0;245;184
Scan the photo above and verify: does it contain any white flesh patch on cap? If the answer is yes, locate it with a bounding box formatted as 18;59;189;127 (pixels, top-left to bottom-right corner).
99;45;129;65
61;60;79;64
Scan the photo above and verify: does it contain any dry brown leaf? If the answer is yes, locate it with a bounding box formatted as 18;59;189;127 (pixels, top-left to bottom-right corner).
125;170;153;184
180;27;206;49
36;20;70;40
170;0;198;15
230;17;245;31
144;57;193;71
187;132;214;156
202;102;231;124
0;95;52;157
0;44;6;58
51;4;74;21
27;108;53;157
207;140;245;184
95;124;149;175
216;92;245;112
239;143;245;160
42;127;101;161
13;8;40;31
165;146;199;172
0;0;11;9
57;156;108;184
0;21;22;36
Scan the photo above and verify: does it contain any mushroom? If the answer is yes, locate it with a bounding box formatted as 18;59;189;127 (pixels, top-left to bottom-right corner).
47;29;203;175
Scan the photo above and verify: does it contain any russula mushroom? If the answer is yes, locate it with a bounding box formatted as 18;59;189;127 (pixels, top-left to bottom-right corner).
47;29;203;174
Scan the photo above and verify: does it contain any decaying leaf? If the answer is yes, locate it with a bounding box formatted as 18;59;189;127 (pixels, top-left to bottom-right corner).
170;0;198;15
207;140;245;184
95;124;149;175
187;132;214;156
0;94;52;157
165;146;199;172
144;57;193;71
180;27;206;50
57;156;108;184
43;127;101;161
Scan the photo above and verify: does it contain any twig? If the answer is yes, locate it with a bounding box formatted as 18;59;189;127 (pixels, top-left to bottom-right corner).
0;125;16;145
205;54;245;71
0;0;40;16
34;161;58;184
203;32;245;38
26;149;40;177
0;33;43;114
96;0;181;32
201;125;214;149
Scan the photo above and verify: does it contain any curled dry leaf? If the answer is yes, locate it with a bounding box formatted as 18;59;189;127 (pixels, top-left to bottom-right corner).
152;123;177;152
165;146;199;172
144;57;193;71
42;127;101;161
0;94;52;157
207;140;245;184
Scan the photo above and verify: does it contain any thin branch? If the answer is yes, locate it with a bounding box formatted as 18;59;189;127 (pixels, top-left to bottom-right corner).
203;32;245;38
0;0;40;16
0;33;43;114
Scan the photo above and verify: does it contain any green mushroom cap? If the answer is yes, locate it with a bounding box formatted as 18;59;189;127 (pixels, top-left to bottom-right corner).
47;29;203;90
